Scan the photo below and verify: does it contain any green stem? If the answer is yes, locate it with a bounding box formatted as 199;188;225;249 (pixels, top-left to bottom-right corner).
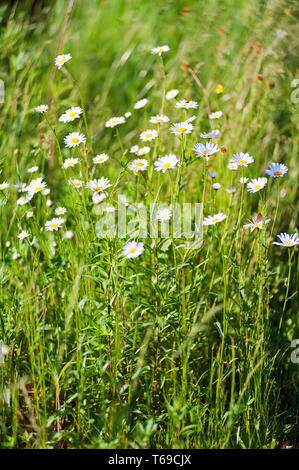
66;66;94;155
279;249;292;332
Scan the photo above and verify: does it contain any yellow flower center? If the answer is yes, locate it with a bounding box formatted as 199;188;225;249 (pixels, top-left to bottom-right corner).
284;242;292;246
94;186;102;191
255;185;261;190
274;171;281;176
71;138;79;144
212;218;219;223
203;151;209;155
60;58;66;64
52;223;59;228
97;158;104;162
156;118;163;122
136;162;144;167
162;214;167;219
130;247;137;253
238;159;246;164
73;182;80;187
145;134;152;138
163;163;171;169
177;127;186;132
34;187;41;192
69;112;77;117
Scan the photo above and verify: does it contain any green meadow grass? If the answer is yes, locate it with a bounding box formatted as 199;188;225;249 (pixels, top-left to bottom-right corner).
0;0;298;449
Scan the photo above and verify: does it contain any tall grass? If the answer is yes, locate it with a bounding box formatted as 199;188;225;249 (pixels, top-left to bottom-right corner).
0;0;298;449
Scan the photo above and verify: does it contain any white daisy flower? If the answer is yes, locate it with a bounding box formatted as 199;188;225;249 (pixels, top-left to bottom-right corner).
35;104;48;114
129;159;148;173
130;145;139;154
122;240;144;259
200;130;220;139
230;152;254;167
193;142;219;160
212;183;221;190
46;199;53;207
125;112;132;118
244;213;270;232
273;232;299;247
43;188;50;196
93;154;109;164
209;111;222;119
176;99;198;109
86;177;112;192
64;132;86;148
26;177;47;195
0;182;9;190
62;158;79;169
227;162;238;170
209;172;217;178
59;106;82;123
154;154;179;173
18;230;30;241
55;53;71;69
45;217;65;231
105;116;126;128
137;146;150;156
265;162;288;178
170;122;194;136
15;183;26;192
152;45;170;56
68;178;83;188
17;194;33;205
240;177;249;183
134;99;149;110
12;252;20;260
247;177;268;193
156;208;172;222
27;166;38;173
149;114;169;124
27;211;33;218
140;129;158;142
166;89;179;100
55;207;67;215
202;213;227;226
92;192;107;204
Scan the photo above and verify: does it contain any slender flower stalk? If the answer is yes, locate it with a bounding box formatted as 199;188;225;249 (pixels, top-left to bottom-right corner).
160;56;167;115
279;249;292;333
269;179;281;242
66;66;94;155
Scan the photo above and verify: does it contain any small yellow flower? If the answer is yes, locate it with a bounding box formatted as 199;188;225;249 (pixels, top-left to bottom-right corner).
284;9;292;16
215;84;224;94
